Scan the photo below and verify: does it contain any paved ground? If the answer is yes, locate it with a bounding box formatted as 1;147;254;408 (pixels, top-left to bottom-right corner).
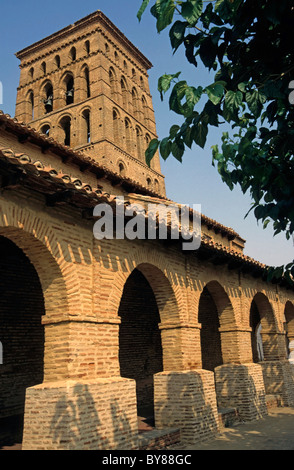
174;407;294;451
1;407;294;450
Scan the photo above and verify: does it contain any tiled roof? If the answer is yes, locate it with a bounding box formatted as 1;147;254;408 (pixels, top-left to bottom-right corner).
0;145;268;276
0;111;164;199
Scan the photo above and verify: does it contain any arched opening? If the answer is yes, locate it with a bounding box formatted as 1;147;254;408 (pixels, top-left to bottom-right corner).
121;77;128;109
198;286;223;371
42;82;53;114
55;55;61;69
250;293;277;361
119;268;163;429
118;161;126;177
81;109;91;144
85;40;90;55
124;118;132;153
136;126;142;160
29;68;34;80
0;236;45;449
113;108;120;142
84;67;91;98
109;68;116;97
63;74;74;106
28;91;34;121
69;47;76;62
132;88;138;115
40;124;50;137
59;116;71;146
284;301;294;361
250;299;264;363
41;62;46;75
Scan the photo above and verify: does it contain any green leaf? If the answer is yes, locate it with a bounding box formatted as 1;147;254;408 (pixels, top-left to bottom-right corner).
159;137;172;160
246;90;263;118
145;138;159;167
169;21;188;51
181;0;203;25
171;138;185;162
151;0;176;32
206;82;225;105
192;122;208;148
225;90;243;111
158;72;181;100
185;85;203;111
169;80;188;114
169;124;180;139
137;0;151;21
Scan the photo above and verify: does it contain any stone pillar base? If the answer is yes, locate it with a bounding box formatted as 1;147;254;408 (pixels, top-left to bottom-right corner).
215;363;267;421
22;377;138;450
154;370;219;444
260;360;294;407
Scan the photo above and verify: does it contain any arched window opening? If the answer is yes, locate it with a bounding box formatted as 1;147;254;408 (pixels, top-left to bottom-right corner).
113;109;120;142
109;68;116;96
41;62;46;75
85;40;90;55
105;43;109;56
132;68;136;79
40;125;50;137
29;92;34;120
43;82;53;114
114;51;119;62
84;67;91;98
123;60;128;72
70;47;76;62
250;300;264;363
119;162;126;177
29;67;34;80
60;116;71;147
55;55;61;69
142;96;149;122
132;88;138;114
154;179;159;192
82;110;91;144
125;118;131;152
146;177;151;187
64;75;74;105
121;77;128;109
136;126;142;160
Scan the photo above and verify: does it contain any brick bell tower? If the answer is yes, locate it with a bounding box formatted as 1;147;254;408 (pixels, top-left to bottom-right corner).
14;11;166;196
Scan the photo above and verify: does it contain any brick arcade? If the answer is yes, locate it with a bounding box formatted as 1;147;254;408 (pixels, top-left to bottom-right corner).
0;10;294;450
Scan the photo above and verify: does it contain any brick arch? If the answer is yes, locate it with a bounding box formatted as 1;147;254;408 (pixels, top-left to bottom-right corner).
250;292;280;361
0;200;80;319
201;280;237;327
251;292;278;331
106;255;182;325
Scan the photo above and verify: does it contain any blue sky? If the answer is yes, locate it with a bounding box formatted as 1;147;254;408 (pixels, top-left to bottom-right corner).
0;0;293;267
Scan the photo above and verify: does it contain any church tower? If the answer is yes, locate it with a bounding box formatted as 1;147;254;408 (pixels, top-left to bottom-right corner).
15;11;166;196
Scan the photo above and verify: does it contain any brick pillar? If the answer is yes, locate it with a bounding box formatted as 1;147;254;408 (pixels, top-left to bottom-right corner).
154;370;219;444
22;377;138;450
215;363;268;421
259;330;294;406
159;321;202;370
22;316;140;450
219;325;253;364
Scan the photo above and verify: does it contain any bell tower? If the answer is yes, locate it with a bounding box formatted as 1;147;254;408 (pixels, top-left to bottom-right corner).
15;11;166;196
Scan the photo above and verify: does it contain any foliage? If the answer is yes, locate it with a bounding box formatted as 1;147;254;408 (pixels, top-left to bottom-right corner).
138;0;294;285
